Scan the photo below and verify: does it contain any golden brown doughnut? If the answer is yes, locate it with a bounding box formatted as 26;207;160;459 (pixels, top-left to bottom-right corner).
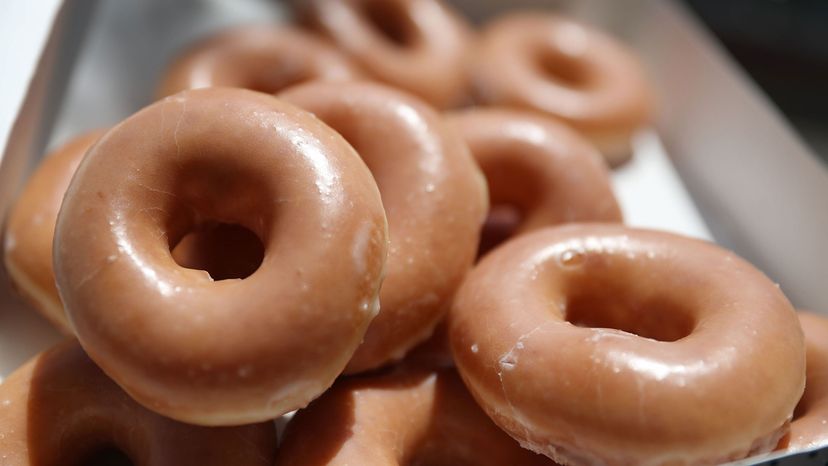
446;108;622;257
280;81;487;373
0;340;277;465
276;369;556;465
53;88;389;426
3;131;104;333
450;224;805;465
470;13;653;166
778;312;828;451
300;0;473;108
156;26;363;98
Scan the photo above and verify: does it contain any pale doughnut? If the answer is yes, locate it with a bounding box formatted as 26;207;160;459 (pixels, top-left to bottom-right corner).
3;131;104;333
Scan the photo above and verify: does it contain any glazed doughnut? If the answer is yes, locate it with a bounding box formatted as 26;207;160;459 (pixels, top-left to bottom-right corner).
778;312;828;451
280;81;487;373
276;369;556;465
300;0;473;108
52;88;389;425
0;340;277;465
470;13;653;166
156;26;363;98
449;224;805;465
446;108;622;257
3;130;104;333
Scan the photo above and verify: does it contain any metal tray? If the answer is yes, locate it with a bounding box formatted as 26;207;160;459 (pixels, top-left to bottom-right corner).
1;0;826;464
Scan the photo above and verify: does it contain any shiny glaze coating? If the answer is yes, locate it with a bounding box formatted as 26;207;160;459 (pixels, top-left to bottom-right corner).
156;26;363;98
470;13;653;166
0;340;277;465
276;369;556;466
280;81;487;373
447;108;622;257
3;131;104;333
301;0;473;108
449;224;805;466
779;312;828;451
53;88;389;425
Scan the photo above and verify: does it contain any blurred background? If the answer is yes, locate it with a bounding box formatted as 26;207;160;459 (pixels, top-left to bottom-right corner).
684;0;828;165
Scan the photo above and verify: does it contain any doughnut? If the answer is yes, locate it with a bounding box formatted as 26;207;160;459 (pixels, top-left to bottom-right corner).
446;108;622;257
3;131;104;333
300;0;473;108
0;340;277;465
778;312;828;451
469;13;653;166
52;88;389;425
156;26;363;98
449;224;805;465
280;81;487;373
276;368;556;465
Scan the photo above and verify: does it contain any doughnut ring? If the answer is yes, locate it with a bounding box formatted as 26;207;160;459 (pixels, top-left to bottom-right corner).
449;224;805;465
3;130;104;333
156;26;363;98
446;108;622;257
470;13;653;166
0;340;277;465
778;312;828;451
280;81;487;373
53;88;389;425
276;369;555;465
300;0;473;108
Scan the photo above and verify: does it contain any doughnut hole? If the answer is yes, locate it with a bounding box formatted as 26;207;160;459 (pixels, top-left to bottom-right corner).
476;154;542;258
76;446;133;466
163;157;274;281
361;0;417;47
562;264;696;342
244;68;313;95
534;47;593;89
171;222;264;280
478;204;523;258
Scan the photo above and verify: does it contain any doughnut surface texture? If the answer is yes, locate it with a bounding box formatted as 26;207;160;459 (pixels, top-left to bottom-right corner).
780;312;828;451
157;26;362;98
53;88;388;426
281;81;486;373
470;13;653;166
3;131;104;333
450;224;805;466
276;369;556;466
0;340;277;465
302;0;472;108
447;108;621;256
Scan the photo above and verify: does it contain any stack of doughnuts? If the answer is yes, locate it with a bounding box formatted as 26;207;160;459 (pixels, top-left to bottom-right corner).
0;1;820;465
